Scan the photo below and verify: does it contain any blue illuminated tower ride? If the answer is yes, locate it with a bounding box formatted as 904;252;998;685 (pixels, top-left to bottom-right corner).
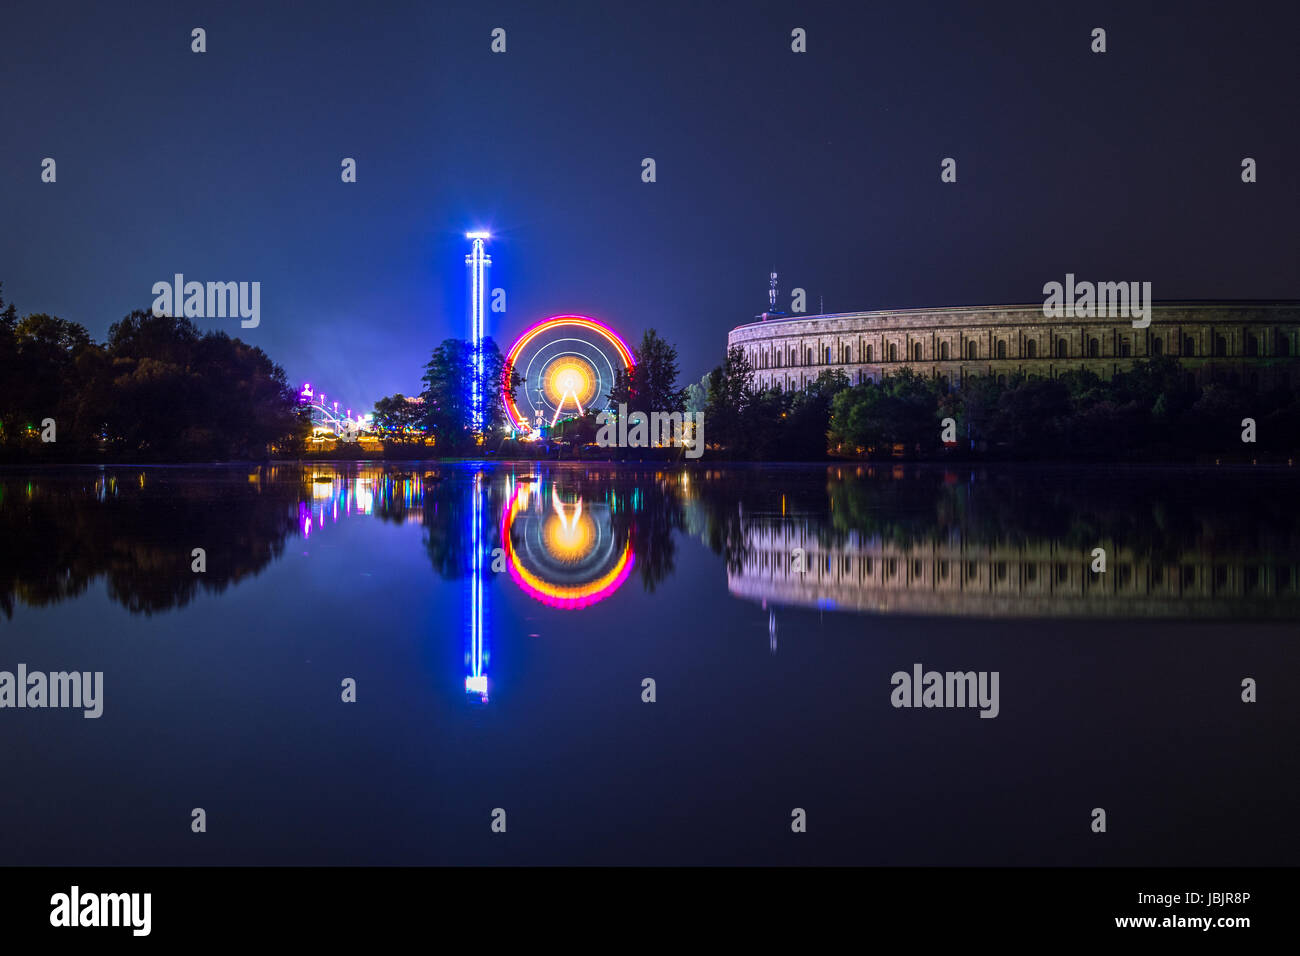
465;232;491;433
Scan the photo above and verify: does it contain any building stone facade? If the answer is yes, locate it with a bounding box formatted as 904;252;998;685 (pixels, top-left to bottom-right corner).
727;303;1300;391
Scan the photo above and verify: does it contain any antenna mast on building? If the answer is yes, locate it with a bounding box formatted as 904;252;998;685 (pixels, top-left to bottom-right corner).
757;270;787;322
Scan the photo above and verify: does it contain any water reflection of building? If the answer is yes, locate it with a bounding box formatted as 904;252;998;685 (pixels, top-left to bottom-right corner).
729;522;1300;618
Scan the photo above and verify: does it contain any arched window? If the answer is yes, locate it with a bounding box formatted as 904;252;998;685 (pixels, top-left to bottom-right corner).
888;343;898;362
940;341;950;360
866;344;874;362
825;346;831;364
1246;334;1259;357
1026;340;1037;358
996;340;1007;359
1215;335;1227;357
1152;337;1163;356
1057;337;1068;357
914;343;923;361
1088;338;1099;358
966;341;977;359
1183;336;1195;356
806;348;813;365
1278;334;1292;358
1120;340;1131;358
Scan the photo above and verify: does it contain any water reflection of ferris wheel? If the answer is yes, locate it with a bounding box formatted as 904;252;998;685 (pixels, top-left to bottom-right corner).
500;477;634;609
503;315;633;435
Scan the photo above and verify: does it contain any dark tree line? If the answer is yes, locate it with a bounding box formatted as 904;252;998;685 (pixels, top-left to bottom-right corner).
699;347;847;459
698;345;1300;460
0;284;305;461
0;469;302;618
829;359;1300;460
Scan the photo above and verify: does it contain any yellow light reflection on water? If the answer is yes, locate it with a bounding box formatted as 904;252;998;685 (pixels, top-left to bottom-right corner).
543;489;595;563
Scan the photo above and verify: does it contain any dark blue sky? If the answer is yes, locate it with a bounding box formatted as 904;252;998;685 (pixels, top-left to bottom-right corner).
2;0;1295;407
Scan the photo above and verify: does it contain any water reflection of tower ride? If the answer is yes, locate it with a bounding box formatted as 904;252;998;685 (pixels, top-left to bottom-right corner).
499;475;635;609
465;470;489;702
503;315;634;436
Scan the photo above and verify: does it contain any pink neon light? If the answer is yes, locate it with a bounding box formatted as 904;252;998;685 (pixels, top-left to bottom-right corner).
498;486;634;609
502;315;635;430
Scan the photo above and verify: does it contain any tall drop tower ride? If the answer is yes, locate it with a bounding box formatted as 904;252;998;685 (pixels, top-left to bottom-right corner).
465;231;492;431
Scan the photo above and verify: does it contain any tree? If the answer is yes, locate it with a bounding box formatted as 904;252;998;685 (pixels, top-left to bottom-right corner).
609;328;684;413
683;372;710;414
90;311;301;459
739;385;793;459
372;394;425;441
991;378;1071;456
825;370;942;457
419;336;519;452
785;369;849;459
2;313;97;452
703;345;755;452
829;384;882;452
554;410;599;445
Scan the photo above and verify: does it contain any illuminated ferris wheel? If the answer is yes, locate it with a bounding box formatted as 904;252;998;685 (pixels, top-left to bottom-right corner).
503;315;634;434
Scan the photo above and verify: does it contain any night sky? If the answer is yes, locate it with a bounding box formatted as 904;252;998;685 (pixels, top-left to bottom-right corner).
2;0;1295;407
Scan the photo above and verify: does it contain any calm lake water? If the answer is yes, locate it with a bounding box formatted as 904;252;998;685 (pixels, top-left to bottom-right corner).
2;462;1297;865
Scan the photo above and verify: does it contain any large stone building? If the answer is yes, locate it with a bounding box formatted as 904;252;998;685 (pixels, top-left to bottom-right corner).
727;302;1300;392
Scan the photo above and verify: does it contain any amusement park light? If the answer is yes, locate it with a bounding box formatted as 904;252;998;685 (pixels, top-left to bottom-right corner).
465;231;491;240
543;498;595;561
498;485;635;609
503;315;634;432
